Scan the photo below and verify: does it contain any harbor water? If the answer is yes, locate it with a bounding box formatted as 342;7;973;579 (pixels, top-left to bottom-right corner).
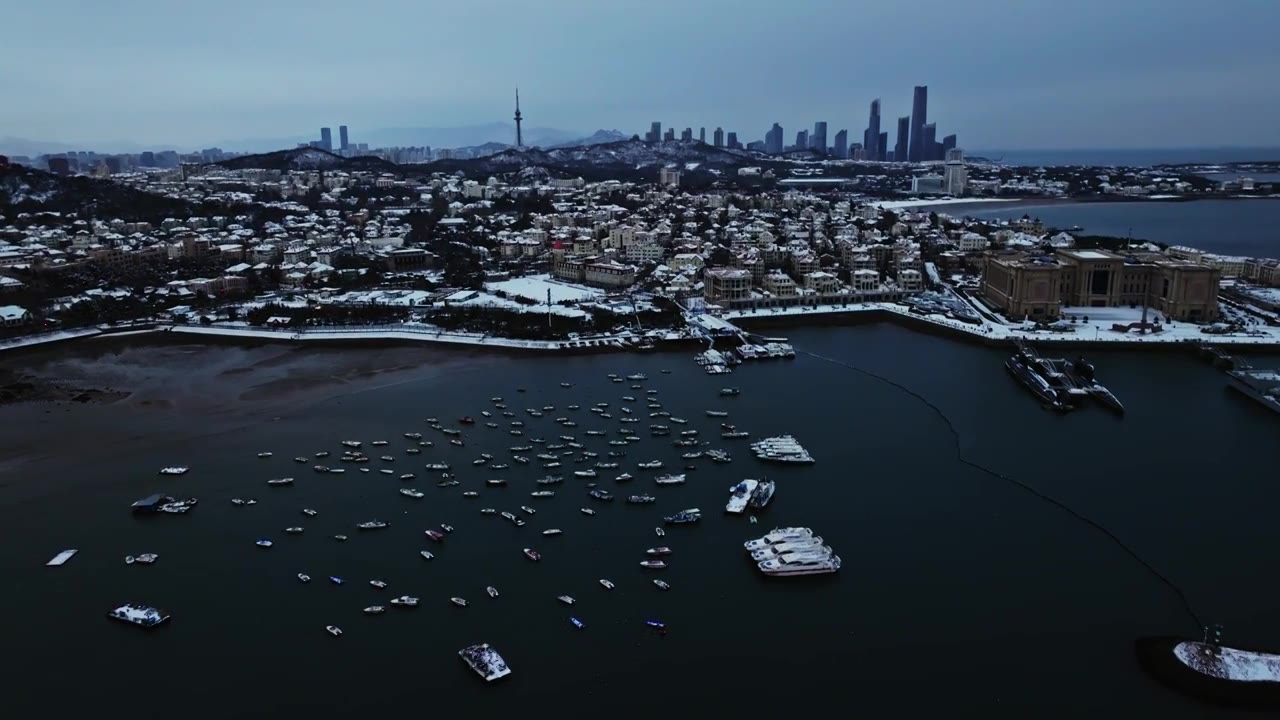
6;324;1280;718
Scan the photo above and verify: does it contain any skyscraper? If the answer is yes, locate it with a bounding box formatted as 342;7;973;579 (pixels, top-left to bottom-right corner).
795;130;808;151
320;127;333;152
942;133;957;158
681;128;692;142
864;100;881;161
713;127;724;148
648;122;662;143
878;132;888;162
663;128;675;142
895;116;909;164
832;129;848;159
811;122;828;154
699;127;706;143
726;132;739;149
339;125;349;151
766;123;784;154
923;122;937;161
908;85;928;162
514;88;524;147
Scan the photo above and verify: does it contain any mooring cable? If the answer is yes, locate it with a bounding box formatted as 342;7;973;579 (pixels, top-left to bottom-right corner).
798;348;1203;631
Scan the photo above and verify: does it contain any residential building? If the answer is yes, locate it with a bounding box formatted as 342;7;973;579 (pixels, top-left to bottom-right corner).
658;165;681;187
704;268;752;305
763;271;797;297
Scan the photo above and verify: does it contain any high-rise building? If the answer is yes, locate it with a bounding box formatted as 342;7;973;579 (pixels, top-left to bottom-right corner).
850;143;865;161
942;134;957;158
878;132;888;162
795;130;808;151
139;151;155;167
832;129;848;159
320;127;333;152
895;116;910;164
663;128;675;142
680;128;692;142
339;125;349;151
766;123;784;154
944;148;967;195
726;132;740;149
908;85;928;162
713;127;724;148
923;122;937;161
811;122;827;154
863;99;881;161
647;122;662;143
699;127;706;143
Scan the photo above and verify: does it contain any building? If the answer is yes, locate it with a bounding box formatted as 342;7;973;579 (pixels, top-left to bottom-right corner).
726;132;740;150
795;130;808;151
339;126;349;151
878;132;888;162
584;259;638;288
663;128;675;142
713;127;724;148
908;85;928;162
943;148;967;195
766;123;784;154
811;122;828;154
320;127;333;152
699;127;706;143
384;248;432;272
942;134;956;158
832;129;848;159
704;268;752;305
803;271;841;295
680;128;692;142
982;252;1064;320
763;271;797;297
863;99;881;161
895;116;909;163
911;174;946;194
658;165;681;187
646;122;662;143
47;157;71;175
0;304;31;327
922;123;937;162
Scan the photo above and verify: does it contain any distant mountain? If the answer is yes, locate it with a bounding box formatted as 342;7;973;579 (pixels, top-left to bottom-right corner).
549;129;630;148
210;147;399;173
0;164;195;220
419;139;760;180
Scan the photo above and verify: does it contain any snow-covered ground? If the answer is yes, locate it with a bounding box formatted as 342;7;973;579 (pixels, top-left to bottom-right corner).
451;291;588;318
1175;641;1280;682
167;323;630;351
485;275;603;304
0;328;102;352
873;198;1021;211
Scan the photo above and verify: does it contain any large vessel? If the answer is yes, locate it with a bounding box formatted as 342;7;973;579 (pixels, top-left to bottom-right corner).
748;480;776;510
725;479;759;514
108;603;170;628
459;643;512;682
751;539;831;562
750;435;814;464
1064;356;1125;414
1005;346;1073;412
757;553;841;576
1227;369;1280;416
744;527;815;551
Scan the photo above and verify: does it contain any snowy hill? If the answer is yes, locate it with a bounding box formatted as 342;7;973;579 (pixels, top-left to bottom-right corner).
0;165;195;220
549;129;631;148
211;147;399;173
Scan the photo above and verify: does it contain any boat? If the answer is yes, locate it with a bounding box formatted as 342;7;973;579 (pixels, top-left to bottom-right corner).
341;441;361;449
751;540;832;562
663;508;701;524
654;474;686;485
670;417;687;425
231;498;246;506
706;449;731;463
371;440;388;447
420;551;434;560
451;597;469;607
1005;345;1074;412
426;462;450;471
313;465;329;473
1226;369;1280;416
481;508;496;515
580;508;596;516
726;479;759;514
425;529;445;542
108;603;170;628
158;467;188;475
334;535;348;541
293;456;308;463
750;435;814;464
302;508;317;516
126;553;159;565
459;643;512;682
404;432;422;439
531;490;555;498
744;527;816;550
520;505;536;514
364;606;385;615
615;473;634;482
46;549;77;566
588;488;613;501
441;524;454;533
599;579;615;590
329;468;345;474
390;595;419;607
748;480;776;510
570;617;585;629
329;575;345;585
638;460;663;469
284;527;304;535
706;410;729;418
266;477;294;486
255;539;273;548
257;452;273;459
627;494;656;504
757;554;841;576
450;439;464;447
298;573;310;582
655;527;665;537
720;387;740;396
315;451;330;458
486;586;499;598
653;579;670;591
400;473;416;480
462;491;479;497
646;546;672;556
486;478;507;486
722;430;749;439
681;451;703;460
357;520;389;530
523;548;541;561
574;469;597;478
627;373;647;381
460;417;475;425
640;560;667;569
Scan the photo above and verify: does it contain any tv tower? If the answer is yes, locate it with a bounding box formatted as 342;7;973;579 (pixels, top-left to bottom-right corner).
514;87;523;148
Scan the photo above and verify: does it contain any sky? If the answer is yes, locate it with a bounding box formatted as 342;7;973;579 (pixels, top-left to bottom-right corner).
4;0;1280;152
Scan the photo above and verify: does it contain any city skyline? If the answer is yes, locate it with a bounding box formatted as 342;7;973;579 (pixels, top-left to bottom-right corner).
3;0;1278;151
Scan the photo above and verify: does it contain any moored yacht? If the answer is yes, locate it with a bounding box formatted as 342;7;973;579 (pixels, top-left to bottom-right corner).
725;479;759;514
757;553;841;576
744;527;815;551
459;643;512;682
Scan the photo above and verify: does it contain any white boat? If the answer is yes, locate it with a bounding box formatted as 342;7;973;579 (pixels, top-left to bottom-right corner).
371;441;389;447
653;579;670;591
750;435;814;464
557;595;576;605
599;578;615;590
158;467;188;475
390;595;420;607
108;603;170;628
451;597;469;607
481;508;496;515
459;643;512;682
341;441;361;448
751;541;833;562
126;553;159;565
302;508;318;516
757;554;841;576
655;527;665;537
334;535;348;541
720;387;740;396
298;573;310;582
294;456;308;463
542;528;562;536
357;520;389;530
462;491;479;497
580;508;596;516
615;473;633;482
400;473;416;480
266;477;294;486
654;474;686;485
640;560;667;569
743;528;816;551
487;586;499;598
749;480;776;509
400;488;424;498
370;580;387;589
46;549;77;566
706;410;729;417
420;551;434;560
257;452;273;458
284;527;304;534
637;460;663;469
531;490;555;498
725;479;759;514
364;606;385;615
256;539;273;548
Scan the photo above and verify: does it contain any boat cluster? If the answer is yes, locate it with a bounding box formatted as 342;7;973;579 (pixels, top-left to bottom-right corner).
745;527;840;576
750;435;814;464
725;479;775;514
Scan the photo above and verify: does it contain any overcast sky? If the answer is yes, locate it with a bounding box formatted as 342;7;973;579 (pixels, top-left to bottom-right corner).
4;0;1279;151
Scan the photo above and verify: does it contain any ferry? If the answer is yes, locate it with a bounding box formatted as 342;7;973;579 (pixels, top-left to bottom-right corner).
459;643;512;682
108;603;170;629
726;479;759;514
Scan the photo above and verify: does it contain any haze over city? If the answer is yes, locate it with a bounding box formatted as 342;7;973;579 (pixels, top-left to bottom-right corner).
4;0;1280;153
